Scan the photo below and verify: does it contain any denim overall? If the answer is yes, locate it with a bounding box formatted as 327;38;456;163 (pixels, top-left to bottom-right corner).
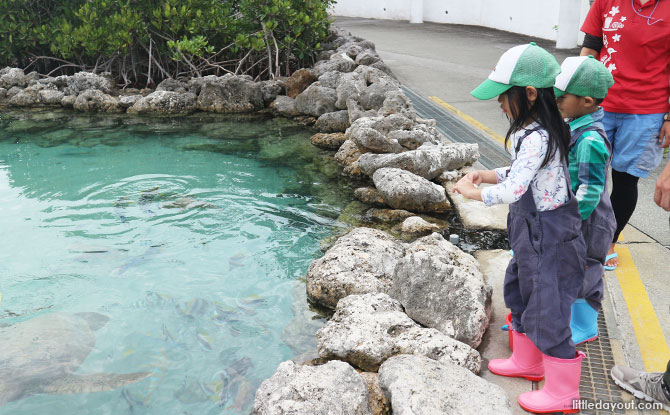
503;128;587;359
570;124;616;312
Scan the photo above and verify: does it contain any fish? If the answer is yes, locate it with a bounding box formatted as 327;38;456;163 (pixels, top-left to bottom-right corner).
228;252;246;269
196;331;213;351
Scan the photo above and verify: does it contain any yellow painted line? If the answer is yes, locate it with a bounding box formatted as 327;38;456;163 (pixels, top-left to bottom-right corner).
614;244;670;372
428;96;506;147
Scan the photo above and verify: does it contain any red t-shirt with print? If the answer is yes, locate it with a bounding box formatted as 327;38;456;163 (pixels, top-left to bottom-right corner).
581;0;670;114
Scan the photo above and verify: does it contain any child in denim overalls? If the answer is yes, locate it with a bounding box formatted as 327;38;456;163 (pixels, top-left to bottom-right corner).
555;56;616;347
453;43;587;414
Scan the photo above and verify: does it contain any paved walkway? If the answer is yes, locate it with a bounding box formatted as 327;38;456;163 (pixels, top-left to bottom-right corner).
335;16;670;414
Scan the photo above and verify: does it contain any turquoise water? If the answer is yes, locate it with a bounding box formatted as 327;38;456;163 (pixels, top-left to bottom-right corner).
0;110;349;414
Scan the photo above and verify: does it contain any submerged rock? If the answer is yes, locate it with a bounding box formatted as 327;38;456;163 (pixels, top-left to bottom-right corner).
391;233;492;348
378;355;513;415
317;293;482;373
305;227;404;309
252;360;372;415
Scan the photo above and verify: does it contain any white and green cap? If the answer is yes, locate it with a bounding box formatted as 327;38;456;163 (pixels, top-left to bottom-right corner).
553;55;614;99
471;42;561;100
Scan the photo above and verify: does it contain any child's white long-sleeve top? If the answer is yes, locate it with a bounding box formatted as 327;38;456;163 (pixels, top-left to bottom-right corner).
480;122;569;211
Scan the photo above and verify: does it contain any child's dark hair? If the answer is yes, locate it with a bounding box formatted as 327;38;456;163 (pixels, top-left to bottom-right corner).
504;86;570;168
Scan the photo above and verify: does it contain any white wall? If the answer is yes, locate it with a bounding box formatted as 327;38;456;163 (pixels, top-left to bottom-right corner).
332;0;592;45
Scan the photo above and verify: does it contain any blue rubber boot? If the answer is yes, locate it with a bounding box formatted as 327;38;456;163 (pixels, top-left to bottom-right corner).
570;299;598;345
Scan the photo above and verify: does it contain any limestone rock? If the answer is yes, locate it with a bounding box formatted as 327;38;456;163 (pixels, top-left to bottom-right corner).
360;373;391;415
378;355;513;415
73;89;122;112
334;139;364;166
284;68;317;98
372;168;450;213
197;75;264;113
355;50;381;66
294;84;337;117
318;71;341;89
60;72;114;95
358;143;480;180
7;89;40;107
305;227;404;309
156;78;187;93
343;162;365;178
354;66;398;86
390;233;492;348
314;110;350;133
252;360;372;415
260;79;284;103
38;89;65;105
310;133;347;150
387;128;441;150
445;183;509;231
0;67;28;88
400;217;440;235
127;91;197;115
345;116;408;154
317;293;482;373
354;187;386;207
336;72;366;110
312;53;357;78
61;95;76;108
363;208;415;224
358;81;402;111
271;95;300;117
378;91;415;120
118;94;142;108
346;97;379;124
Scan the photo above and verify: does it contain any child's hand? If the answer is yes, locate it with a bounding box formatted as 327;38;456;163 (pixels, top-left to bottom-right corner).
453;174;484;202
463;171;483;186
453;175;475;195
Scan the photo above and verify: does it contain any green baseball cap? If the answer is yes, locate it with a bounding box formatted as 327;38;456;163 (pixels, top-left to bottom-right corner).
553;55;614;99
471;42;561;100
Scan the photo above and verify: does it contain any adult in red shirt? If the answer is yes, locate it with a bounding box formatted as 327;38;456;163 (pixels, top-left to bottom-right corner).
581;0;670;269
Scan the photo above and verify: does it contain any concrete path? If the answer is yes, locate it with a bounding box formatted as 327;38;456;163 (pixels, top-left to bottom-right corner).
335;16;670;414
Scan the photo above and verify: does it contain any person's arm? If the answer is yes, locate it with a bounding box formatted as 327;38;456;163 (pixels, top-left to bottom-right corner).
468;131;543;205
572;134;610;219
659;119;670;149
581;47;600;59
451;170;501;201
580;0;604;58
654;160;670;210
581;34;602;59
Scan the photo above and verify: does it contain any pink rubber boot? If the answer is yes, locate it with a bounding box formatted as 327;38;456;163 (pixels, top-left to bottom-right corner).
518;351;585;414
488;330;544;381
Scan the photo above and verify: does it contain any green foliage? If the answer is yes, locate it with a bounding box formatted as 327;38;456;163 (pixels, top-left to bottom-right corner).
0;0;335;84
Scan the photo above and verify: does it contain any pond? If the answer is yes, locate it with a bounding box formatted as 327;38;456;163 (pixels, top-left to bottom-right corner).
0;110;351;414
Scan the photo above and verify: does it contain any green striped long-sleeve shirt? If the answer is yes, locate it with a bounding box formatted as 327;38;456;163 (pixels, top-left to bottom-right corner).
568;110;610;220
